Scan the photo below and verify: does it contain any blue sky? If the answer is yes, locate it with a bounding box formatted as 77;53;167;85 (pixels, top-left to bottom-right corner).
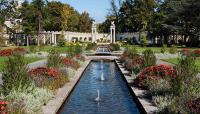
59;0;110;23
27;0;111;22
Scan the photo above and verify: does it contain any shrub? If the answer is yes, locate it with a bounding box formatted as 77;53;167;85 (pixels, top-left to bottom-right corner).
75;54;85;61
66;44;82;58
152;95;173;111
142;49;156;68
0;49;13;56
0;48;27;56
2;54;31;95
123;46;138;59
186;98;200;113
74;44;82;55
29;67;69;90
181;48;190;56
47;49;63;68
5;84;53;113
124;55;143;74
135;65;176;89
57;33;65;47
67;68;76;78
85;42;97;50
109;43;120;51
0;101;9;113
160;44;167;53
193;49;200;57
13;47;27;55
147;78;171;96
164;55;200;113
63;58;80;69
140;33;148;47
169;45;177;54
172;56;198;96
29;45;38;53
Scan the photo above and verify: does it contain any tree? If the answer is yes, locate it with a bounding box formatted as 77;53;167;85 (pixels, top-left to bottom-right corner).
43;1;66;31
78;11;92;32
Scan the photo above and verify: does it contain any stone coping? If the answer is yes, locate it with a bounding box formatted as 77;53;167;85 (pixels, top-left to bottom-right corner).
42;60;91;114
115;60;158;114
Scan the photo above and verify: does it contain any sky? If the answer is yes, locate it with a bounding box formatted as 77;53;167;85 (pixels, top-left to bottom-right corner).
26;0;111;23
59;0;111;23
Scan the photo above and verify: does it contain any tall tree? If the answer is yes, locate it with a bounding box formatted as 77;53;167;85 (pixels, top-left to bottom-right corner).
78;11;92;32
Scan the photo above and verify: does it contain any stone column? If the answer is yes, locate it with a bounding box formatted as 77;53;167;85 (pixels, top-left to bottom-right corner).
92;22;97;43
43;34;46;44
113;28;116;43
54;34;57;45
27;36;29;46
110;21;116;44
110;28;113;43
51;33;54;44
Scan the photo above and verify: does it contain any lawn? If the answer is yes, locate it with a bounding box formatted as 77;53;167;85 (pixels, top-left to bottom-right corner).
162;58;200;72
0;56;43;71
124;45;199;53
0;45;71;53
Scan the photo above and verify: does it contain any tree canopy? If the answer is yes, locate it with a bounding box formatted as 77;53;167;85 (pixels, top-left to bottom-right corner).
100;0;200;46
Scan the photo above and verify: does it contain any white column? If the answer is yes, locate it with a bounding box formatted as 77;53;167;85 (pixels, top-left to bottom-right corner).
110;29;111;43
43;35;46;44
51;33;54;44
54;34;57;44
113;28;116;43
94;28;97;43
27;36;29;46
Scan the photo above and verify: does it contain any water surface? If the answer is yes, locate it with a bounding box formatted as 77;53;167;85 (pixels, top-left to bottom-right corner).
59;61;140;114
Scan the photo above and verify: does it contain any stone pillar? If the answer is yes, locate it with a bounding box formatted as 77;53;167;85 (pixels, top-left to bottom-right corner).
27;36;29;46
51;33;54;44
110;21;116;44
92;22;97;43
54;34;57;45
43;34;46;44
110;28;113;43
113;28;116;43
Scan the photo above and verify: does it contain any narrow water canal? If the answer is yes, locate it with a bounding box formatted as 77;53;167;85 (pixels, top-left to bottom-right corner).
59;61;140;114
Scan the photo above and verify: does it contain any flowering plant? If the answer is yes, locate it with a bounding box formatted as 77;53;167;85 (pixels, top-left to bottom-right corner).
135;64;176;88
29;67;60;78
63;58;80;69
0;48;27;56
186;98;200;113
0;49;13;56
75;54;85;61
0;101;9;113
193;49;200;57
181;48;190;56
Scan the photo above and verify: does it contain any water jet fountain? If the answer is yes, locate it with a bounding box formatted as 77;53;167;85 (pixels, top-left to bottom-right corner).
95;89;101;102
100;72;105;81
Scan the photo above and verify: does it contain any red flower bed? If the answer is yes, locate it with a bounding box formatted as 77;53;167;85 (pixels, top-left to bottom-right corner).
0;49;13;56
13;47;27;54
0;48;27;56
0;101;9;113
182;48;190;56
193;49;200;57
75;54;85;61
186;98;200;113
135;64;176;88
29;67;60;78
63;58;80;69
